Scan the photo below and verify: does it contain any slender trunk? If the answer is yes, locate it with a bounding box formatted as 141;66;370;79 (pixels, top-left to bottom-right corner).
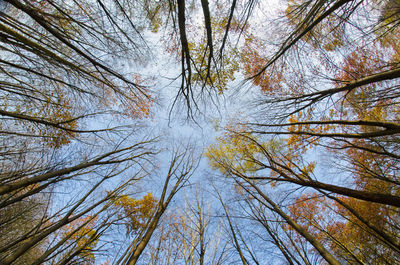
243;181;341;265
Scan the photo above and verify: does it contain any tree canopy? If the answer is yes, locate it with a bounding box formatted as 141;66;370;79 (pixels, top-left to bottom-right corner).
1;0;399;264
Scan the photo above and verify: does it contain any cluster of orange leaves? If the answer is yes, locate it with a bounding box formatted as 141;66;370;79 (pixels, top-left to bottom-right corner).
241;37;285;95
287;193;331;242
334;47;393;123
332;46;398;190
121;74;154;119
288;192;395;262
103;73;154;120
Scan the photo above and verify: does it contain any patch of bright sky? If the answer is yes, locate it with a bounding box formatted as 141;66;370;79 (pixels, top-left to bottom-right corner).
50;0;298;219
111;0;293;197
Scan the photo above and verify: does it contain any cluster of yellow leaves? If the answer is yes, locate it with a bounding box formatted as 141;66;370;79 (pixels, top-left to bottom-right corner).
212;16;248;34
287;113;317;155
13;92;78;149
375;0;400;64
60;215;99;264
281;111;325;178
113;193;157;234
190;41;239;94
163;12;241;93
205;119;318;187
285;0;345;51
205;122;262;175
40;94;78;148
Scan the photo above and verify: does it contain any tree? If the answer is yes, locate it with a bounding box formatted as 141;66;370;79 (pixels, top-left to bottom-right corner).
113;146;198;265
0;1;157;263
138;185;227;265
57;215;100;264
0;187;48;265
206;0;400;263
2;0;400;264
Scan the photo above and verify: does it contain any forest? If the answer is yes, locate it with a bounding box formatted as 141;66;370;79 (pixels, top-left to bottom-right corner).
0;0;399;264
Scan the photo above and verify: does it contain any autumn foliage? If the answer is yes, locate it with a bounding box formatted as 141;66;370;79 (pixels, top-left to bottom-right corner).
113;193;158;234
2;0;400;264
